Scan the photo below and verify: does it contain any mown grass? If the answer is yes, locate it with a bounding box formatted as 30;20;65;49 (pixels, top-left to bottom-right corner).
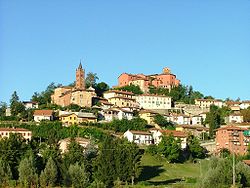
136;153;209;188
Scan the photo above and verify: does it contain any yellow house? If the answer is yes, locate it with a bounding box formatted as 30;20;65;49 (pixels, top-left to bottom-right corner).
139;110;158;125
59;112;97;126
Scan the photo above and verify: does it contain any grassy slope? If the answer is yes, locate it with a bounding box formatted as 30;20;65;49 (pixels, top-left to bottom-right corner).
137;153;209;187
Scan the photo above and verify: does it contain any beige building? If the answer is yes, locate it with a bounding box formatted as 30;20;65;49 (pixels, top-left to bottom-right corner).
58;137;91;153
33;110;54;122
59;111;97;126
51;63;96;107
139;109;158;125
103;90;138;108
0;127;32;140
195;99;224;108
135;94;171;110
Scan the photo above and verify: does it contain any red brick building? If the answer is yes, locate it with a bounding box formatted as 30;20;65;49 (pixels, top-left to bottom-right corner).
118;67;180;92
215;126;250;155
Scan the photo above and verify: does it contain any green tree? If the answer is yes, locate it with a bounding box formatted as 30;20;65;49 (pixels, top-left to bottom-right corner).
153;114;175;129
18;155;38;188
40;157;58;187
158;134;182;163
68;162;89;188
187;136;206;159
0;159;12;187
201;157;250;188
86;72;99;87
93;136;116;187
0;134;28;179
205;105;223;137
116;84;143;95
63;139;85;168
95;82;110;97
32;82;60;106
0;102;7;117
241;108;250;122
10;91;25;117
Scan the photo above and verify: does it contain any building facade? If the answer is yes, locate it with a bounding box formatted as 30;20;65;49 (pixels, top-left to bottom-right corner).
59;111;97;126
195;99;225;108
215;126;250;155
51;63;96;107
135;94;171;110
0;127;32;140
33;110;54;122
124;130;153;145
103;90;138;108
118;67;180;92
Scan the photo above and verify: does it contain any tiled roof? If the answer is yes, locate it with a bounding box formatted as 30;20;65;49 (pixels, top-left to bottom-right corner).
216;126;248;131
104;90;134;95
129;130;152;135
109;96;136;101
33;110;53;116
0;127;31;132
243;160;250;166
160;130;187;138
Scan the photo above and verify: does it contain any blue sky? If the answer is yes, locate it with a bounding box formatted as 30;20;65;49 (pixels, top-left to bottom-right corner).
0;0;249;104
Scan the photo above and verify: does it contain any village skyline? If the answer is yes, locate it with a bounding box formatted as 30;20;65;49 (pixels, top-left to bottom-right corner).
1;0;249;103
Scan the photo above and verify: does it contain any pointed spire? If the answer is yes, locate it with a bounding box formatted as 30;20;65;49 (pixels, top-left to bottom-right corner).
78;59;83;69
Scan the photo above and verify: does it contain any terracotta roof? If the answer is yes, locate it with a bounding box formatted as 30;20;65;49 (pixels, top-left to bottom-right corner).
176;124;209;131
139;109;158;114
104;90;134;95
136;94;171;98
216;126;248;131
160;130;187;138
59;112;96;119
109;96;136;101
243;160;250;166
33;110;53;116
196;99;223;102
129;130;152;135
242;100;250;104
0;127;31;132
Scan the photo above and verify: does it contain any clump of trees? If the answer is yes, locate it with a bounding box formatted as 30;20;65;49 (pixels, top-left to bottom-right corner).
200;157;250;188
115;84;143;95
205;105;231;137
241;107;250;122
153;114;175;130
149;85;204;104
0;132;142;187
146;134;207;163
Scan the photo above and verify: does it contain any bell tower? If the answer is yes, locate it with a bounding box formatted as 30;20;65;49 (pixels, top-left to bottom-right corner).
75;61;85;90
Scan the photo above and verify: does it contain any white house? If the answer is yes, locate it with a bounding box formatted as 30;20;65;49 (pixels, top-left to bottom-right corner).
104;108;133;121
191;115;203;125
150;129;188;149
170;114;191;125
195;99;224;108
228;113;244;123
124;130;153;145
58;137;91;153
0;127;32;140
135;94;172;110
240;101;250;109
23;101;39;109
33;110;54;122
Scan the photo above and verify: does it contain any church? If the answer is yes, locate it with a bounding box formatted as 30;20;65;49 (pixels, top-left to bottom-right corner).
51;63;96;107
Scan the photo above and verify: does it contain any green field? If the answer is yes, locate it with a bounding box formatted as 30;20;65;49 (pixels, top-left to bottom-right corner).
136;153;209;188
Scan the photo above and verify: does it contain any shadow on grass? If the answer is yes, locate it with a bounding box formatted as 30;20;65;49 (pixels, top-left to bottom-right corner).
148;178;184;185
139;165;165;181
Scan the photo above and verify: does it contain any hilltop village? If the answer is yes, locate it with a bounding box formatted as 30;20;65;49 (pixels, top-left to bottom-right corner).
1;63;250;187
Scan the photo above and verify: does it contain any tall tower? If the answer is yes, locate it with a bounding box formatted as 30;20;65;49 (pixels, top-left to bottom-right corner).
75;61;85;90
